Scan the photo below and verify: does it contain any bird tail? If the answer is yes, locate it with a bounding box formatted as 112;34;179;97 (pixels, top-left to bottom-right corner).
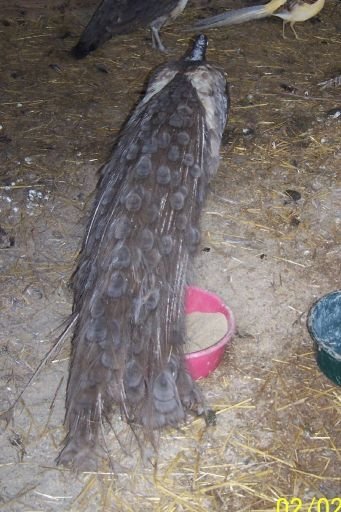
190;0;287;29
57;35;229;470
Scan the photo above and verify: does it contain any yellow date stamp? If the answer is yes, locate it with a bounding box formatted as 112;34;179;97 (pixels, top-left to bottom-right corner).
276;497;341;512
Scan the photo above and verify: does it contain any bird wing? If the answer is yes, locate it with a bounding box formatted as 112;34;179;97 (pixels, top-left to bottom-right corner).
273;0;318;15
84;0;182;34
72;0;183;57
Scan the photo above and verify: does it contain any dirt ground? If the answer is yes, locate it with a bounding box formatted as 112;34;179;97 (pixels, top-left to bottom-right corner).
0;0;340;510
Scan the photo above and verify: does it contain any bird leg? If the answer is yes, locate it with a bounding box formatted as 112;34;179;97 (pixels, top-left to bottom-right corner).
150;17;168;53
290;21;301;40
282;20;288;39
282;19;303;40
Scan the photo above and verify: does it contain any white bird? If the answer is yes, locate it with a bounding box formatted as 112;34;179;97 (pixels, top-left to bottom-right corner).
190;0;326;39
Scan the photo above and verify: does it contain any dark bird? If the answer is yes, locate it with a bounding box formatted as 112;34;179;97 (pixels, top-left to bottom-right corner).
190;0;325;39
57;34;229;470
72;0;190;58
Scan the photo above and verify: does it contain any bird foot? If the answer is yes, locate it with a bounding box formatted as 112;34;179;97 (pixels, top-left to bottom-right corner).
152;40;170;53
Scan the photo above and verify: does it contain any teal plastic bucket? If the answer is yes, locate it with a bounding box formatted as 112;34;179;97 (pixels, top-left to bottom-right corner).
307;290;341;386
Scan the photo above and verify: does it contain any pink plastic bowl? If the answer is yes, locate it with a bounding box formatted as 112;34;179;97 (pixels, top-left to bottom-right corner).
184;286;236;380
